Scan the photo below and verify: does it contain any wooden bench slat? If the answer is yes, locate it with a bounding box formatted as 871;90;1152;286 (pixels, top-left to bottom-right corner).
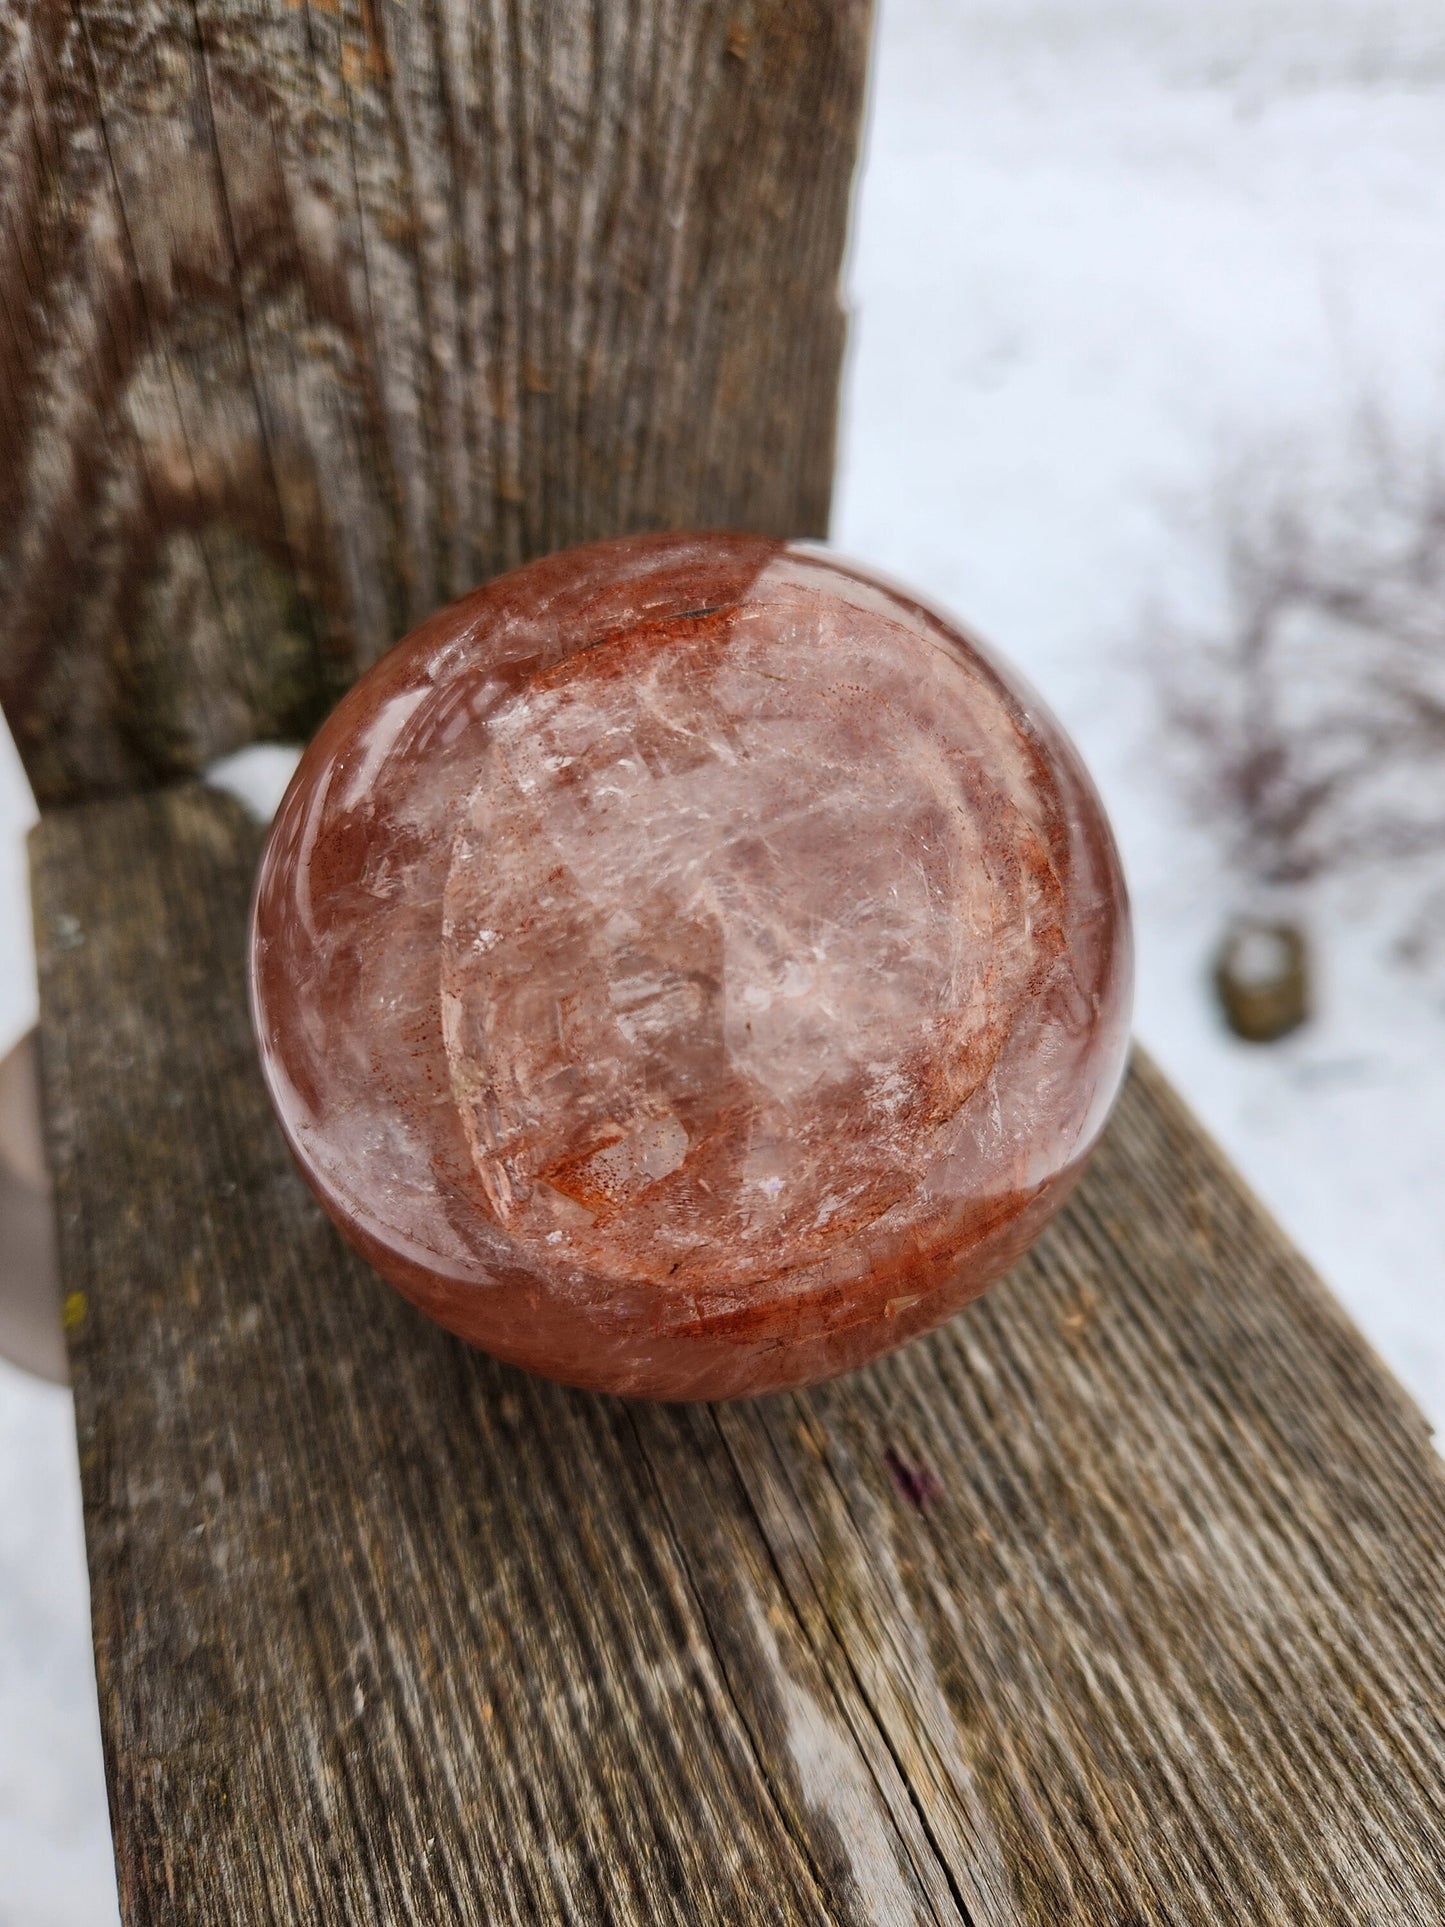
33;783;1445;1925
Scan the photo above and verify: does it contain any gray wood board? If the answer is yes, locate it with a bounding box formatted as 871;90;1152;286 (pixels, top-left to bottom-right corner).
32;783;1445;1925
0;0;870;805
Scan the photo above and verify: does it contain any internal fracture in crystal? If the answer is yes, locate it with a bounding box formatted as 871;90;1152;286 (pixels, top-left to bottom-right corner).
250;533;1132;1399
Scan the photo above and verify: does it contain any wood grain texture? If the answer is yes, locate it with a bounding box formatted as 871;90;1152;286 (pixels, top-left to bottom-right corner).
0;0;870;804
34;781;1445;1925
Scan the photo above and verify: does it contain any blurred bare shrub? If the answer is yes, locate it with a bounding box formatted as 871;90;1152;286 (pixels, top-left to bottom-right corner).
1155;429;1445;897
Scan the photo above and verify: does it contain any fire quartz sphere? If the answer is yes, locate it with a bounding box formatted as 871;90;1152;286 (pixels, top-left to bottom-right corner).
250;532;1131;1401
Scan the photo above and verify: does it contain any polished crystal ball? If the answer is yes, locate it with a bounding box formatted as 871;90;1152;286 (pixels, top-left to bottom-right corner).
250;533;1131;1399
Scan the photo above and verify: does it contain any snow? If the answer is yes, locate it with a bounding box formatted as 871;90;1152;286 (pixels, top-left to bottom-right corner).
204;742;302;823
0;1365;114;1927
6;0;1445;1914
832;0;1445;1430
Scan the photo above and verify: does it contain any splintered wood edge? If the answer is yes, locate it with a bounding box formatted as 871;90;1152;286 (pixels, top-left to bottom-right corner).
31;784;1445;1927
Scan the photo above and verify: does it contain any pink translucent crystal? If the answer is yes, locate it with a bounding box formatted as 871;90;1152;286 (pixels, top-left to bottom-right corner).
250;533;1131;1399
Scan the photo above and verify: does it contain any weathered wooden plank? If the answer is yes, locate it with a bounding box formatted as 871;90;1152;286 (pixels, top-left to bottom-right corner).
33;782;1445;1925
0;0;870;804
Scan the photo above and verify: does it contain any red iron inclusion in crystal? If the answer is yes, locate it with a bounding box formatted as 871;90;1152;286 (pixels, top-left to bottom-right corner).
250;533;1131;1399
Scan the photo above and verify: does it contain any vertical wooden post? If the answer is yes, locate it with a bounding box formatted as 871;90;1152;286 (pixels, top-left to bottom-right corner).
0;0;873;803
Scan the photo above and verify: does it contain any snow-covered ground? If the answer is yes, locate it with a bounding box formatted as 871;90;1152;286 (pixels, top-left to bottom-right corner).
834;0;1445;1427
5;0;1445;1916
